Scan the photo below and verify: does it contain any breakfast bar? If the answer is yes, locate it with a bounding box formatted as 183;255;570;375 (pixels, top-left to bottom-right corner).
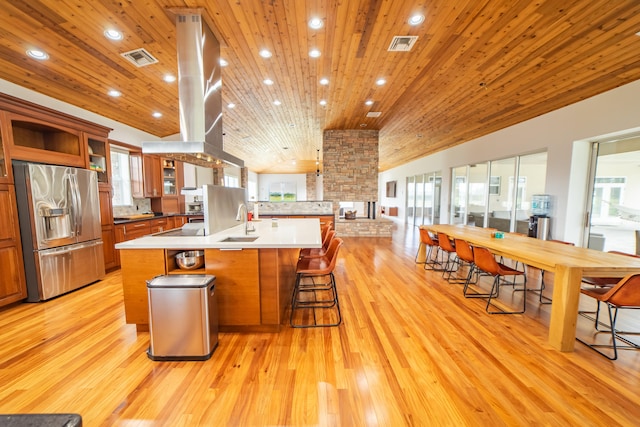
421;224;640;352
116;218;322;332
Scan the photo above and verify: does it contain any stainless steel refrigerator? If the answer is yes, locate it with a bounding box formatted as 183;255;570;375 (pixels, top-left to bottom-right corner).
13;161;105;302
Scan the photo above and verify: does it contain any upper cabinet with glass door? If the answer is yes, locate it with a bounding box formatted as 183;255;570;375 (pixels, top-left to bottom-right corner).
162;158;177;196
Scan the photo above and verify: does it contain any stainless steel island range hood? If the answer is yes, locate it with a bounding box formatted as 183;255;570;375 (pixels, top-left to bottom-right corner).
142;10;244;168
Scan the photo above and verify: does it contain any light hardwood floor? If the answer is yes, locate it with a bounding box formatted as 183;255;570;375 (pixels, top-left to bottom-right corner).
1;225;639;426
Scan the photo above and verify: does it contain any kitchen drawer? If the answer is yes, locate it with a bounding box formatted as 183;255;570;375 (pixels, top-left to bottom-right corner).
116;221;151;242
149;217;169;233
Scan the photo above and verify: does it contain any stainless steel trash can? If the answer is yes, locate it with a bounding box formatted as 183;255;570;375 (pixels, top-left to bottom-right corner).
147;274;218;361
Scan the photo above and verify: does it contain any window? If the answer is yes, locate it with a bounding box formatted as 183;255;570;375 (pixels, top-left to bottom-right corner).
110;147;133;206
224;175;239;188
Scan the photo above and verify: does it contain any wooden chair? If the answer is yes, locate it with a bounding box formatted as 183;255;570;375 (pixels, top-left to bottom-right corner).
472;246;527;314
290;237;344;328
577;273;640;360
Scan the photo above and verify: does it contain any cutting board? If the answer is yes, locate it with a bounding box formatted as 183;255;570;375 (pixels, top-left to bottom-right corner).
126;213;155;219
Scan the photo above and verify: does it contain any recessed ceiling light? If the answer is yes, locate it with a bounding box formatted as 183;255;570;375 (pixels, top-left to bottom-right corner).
308;17;324;29
259;49;272;58
104;29;123;40
365;100;374;106
163;74;176;83
219;58;228;67
319;99;327;106
376;78;386;86
227;103;236;109
636;31;640;37
273;100;282;106
309;49;321;58
319;78;329;85
108;89;121;97
26;49;49;60
152;112;162;118
360;123;367;127
408;14;425;26
263;78;274;85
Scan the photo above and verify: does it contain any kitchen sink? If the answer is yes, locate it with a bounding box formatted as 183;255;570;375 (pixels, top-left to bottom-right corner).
218;236;259;243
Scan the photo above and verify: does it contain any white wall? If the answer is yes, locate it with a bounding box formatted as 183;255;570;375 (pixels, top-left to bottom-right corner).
379;79;640;244
257;174;307;201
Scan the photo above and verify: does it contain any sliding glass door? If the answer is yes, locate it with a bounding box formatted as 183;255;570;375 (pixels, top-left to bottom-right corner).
406;171;442;226
585;135;640;253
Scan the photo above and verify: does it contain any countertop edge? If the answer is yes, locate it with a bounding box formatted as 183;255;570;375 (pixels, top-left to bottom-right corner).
115;218;322;250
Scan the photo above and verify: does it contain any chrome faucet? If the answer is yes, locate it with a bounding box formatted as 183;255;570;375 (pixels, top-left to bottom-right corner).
236;203;254;234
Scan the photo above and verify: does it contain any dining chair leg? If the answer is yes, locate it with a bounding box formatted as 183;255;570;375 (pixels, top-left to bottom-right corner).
486;274;527;314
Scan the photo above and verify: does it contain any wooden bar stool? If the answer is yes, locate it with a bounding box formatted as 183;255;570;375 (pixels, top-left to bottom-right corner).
290;238;344;328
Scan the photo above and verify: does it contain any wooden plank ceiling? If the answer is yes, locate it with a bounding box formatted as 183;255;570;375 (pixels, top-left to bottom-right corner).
1;0;639;173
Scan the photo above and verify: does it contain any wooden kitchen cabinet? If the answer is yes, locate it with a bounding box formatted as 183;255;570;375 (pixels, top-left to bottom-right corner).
7;113;85;167
150;159;183;214
0;183;27;306
99;188;118;270
149;217;169;234
87;134;110;187
142;154;162;198
205;248;261;326
115;220;151;242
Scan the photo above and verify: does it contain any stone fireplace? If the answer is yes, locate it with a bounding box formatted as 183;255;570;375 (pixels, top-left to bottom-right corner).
323;129;393;237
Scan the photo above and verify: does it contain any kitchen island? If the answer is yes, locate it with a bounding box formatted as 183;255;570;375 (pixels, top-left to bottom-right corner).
115;218;322;332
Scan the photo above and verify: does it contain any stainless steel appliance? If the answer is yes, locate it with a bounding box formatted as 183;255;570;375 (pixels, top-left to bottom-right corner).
147;274;218;361
13;161;105;302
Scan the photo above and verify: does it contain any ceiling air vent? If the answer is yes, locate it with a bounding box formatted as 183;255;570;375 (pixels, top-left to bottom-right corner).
388;36;418;52
366;112;382;118
120;48;159;67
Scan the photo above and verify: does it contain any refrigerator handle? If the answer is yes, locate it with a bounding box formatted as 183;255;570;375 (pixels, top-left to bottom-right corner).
70;173;83;236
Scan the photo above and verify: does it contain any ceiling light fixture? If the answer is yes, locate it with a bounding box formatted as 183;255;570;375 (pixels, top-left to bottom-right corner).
26;49;49;60
319;99;327;106
309;17;324;29
408;14;425;26
273;100;282;106
104;29;123;40
365;100;374;106
219;58;229;67
376;78;386;86
227;103;236;109
309;48;321;58
163;74;176;83
259;49;272;58
152;112;162;118
108;89;121;97
263;78;274;85
319;78;329;85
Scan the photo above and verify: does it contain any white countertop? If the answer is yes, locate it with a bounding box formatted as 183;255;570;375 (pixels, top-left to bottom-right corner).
115;218;322;250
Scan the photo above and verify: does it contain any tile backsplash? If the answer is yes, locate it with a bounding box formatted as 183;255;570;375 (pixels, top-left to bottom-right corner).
250;201;333;215
112;198;152;217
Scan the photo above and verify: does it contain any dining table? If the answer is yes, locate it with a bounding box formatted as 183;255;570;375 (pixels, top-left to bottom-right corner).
419;224;640;352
